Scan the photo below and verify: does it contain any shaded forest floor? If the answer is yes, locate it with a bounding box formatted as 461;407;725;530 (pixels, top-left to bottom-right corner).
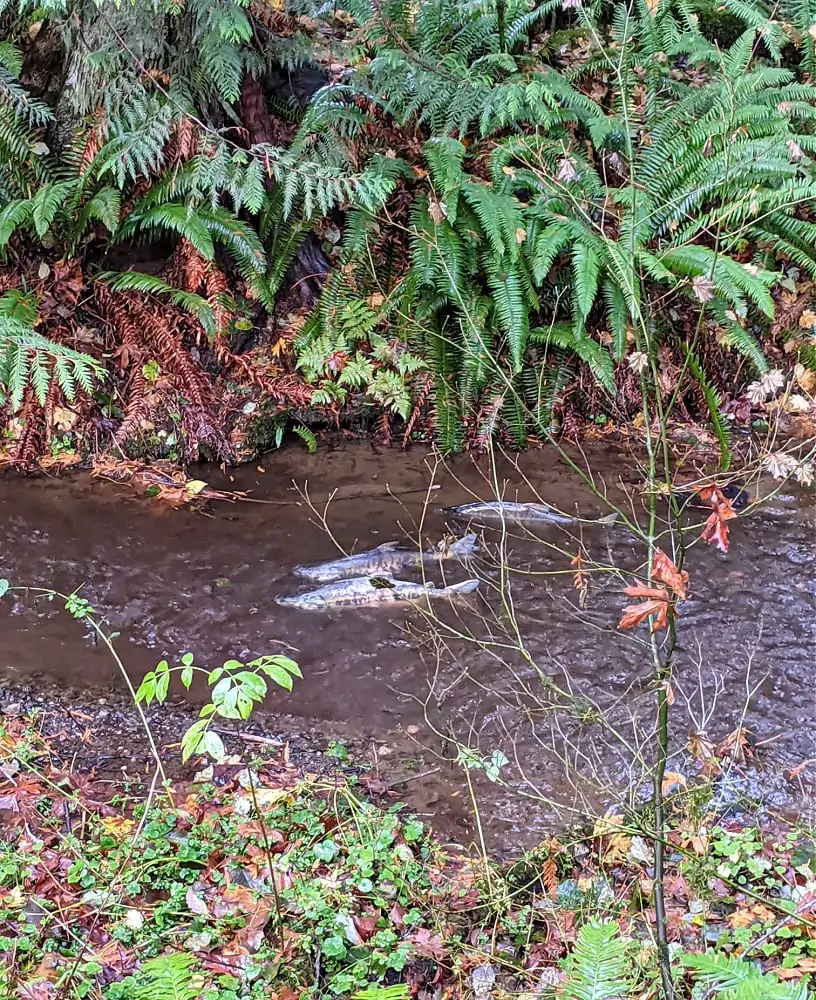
2;709;816;998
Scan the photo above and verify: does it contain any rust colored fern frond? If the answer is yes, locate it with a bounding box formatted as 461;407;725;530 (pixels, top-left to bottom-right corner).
138;302;212;407
165;117;200;166
247;3;294;38
43;371;62;431
402;371;432;447
14;393;45;469
115;367;151;444
376;410;391;446
79;109;108;175
205;267;232;337
95;284;213;408
167;239;209;294
94;284;142;352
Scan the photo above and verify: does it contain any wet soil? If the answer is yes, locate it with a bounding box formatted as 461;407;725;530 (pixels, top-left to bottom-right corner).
1;443;814;851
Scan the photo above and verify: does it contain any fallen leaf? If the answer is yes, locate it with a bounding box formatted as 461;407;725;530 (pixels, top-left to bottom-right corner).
428;199;448;224
556;157;578;181
406;927;447;960
776;957;816;979
100;816;135;838
186;885;211;917
691;275;714;302
661;771;687;794
16;982;52;1000
715;726;754;763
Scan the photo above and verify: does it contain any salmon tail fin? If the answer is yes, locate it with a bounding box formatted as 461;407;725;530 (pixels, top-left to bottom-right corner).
597;512;619;525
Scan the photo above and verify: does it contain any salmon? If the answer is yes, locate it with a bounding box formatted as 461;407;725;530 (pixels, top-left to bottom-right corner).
447;501;618;527
276;576;480;611
293;533;479;583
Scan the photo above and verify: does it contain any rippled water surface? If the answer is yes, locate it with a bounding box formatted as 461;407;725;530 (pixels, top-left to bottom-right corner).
1;443;814;848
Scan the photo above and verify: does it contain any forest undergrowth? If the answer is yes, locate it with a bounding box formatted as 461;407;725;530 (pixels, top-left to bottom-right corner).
1;0;816;471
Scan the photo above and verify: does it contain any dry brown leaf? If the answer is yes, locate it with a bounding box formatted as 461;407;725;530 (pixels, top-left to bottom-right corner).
661;771;687;794
619;593;670;632
776;957;816;979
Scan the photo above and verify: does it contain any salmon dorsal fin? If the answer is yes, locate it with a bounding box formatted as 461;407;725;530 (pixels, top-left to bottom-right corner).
373;541;401;552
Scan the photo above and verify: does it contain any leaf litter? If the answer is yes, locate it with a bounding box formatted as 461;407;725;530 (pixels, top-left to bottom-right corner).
2;714;816;997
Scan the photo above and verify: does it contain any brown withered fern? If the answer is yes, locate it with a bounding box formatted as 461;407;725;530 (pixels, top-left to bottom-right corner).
115;366;151;445
166;238;315;407
13;391;46;469
94;283;229;459
77;108;108;175
402;371;432;446
167;238;209;297
165;117;200;167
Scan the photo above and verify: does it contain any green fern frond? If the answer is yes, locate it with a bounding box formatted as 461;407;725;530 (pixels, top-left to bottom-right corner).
682;951;808;1000
560;921;633;1000
0;318;104;411
107;953;200;1000
571;238;602;331
95;272;217;334
292;424;318;453
352;985;410;1000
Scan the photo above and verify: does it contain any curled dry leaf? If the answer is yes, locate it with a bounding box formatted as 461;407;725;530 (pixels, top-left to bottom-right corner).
618;591;671;632
428;199;448;224
691;275;714;302
652;549;689;598
556;156;579;181
618;549;688;632
700;489;737;553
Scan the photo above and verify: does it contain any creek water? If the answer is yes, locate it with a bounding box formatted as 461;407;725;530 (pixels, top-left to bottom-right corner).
1;442;814;851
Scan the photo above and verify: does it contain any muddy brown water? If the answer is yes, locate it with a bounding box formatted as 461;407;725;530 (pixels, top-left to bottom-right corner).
1;443;814;851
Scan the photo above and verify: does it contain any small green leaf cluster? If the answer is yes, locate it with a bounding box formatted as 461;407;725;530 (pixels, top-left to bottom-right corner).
137;651;302;763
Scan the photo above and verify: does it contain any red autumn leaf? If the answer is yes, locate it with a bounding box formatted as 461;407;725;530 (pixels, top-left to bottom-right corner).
351;911;378;942
618;550;689;632
623;583;672;602
406;927;447;960
651;550;689;599
618;597;670;632
700;490;736;553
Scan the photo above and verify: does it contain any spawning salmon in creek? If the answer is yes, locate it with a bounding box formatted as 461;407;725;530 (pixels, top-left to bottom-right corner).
1;442;814;851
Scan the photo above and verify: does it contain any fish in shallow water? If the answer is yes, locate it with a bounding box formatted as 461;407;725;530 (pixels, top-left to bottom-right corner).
293;533;479;583
276;576;480;611
446;501;618;527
